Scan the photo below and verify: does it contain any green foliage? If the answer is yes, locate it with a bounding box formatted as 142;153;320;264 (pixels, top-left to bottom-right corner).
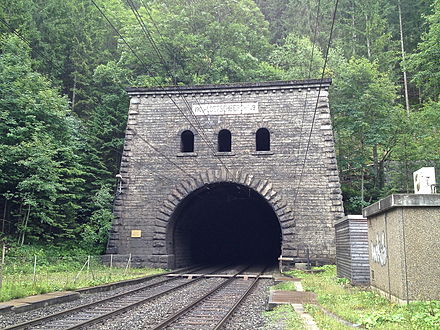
125;0;280;84
285;266;440;329
0;35;85;242
331;58;402;212
80;185;114;254
0;256;164;301
0;0;439;245
264;304;306;329
270;33;325;79
409;0;440;100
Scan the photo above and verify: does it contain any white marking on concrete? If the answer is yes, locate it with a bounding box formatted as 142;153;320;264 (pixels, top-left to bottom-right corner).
292;304;320;330
292;280;320;329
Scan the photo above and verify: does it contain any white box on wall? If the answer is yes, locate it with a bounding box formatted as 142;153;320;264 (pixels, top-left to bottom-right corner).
413;167;436;194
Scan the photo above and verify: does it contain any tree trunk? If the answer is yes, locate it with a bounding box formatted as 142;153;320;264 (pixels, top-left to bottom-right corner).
71;73;77;112
351;1;356;56
1;199;6;234
20;204;31;246
365;13;371;59
373;144;379;189
398;0;410;115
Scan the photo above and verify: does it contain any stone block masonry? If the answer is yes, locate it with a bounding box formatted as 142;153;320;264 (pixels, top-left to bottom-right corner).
107;79;344;268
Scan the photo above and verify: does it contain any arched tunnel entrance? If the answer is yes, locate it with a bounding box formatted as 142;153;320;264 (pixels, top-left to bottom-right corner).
167;182;282;268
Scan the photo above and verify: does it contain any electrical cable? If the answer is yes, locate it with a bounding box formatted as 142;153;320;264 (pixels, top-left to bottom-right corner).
0;17;65;73
292;0;340;207
120;0;234;178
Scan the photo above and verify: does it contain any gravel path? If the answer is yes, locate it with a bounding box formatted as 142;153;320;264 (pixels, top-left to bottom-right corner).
0;276;166;328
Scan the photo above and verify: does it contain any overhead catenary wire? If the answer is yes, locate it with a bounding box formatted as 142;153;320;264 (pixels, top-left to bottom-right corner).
128;1;238;177
89;0;213;179
293;0;323;164
120;0;234;178
0;17;65;74
292;0;340;207
91;0;235;182
124;1;226;152
0;15;188;194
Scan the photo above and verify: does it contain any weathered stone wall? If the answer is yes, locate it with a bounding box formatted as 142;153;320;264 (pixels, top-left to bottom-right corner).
107;80;344;268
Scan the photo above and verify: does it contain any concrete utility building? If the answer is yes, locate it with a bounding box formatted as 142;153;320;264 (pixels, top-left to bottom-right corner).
107;79;344;269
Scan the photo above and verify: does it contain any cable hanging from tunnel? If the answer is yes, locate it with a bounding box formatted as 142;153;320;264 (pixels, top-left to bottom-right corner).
90;0;234;181
122;0;235;179
292;0;340;209
124;0;236;178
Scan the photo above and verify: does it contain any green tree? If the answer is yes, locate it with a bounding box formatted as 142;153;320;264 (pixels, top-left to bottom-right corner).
270;33;325;79
120;0;280;84
331;57;402;213
409;0;440;101
0;35;85;243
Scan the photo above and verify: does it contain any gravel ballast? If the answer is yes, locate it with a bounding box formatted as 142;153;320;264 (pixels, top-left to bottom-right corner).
0;276;167;328
0;271;277;329
94;277;226;330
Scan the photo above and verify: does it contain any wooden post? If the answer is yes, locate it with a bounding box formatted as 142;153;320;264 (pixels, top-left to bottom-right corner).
124;254;131;275
1;244;5;265
110;254;113;269
32;255;37;285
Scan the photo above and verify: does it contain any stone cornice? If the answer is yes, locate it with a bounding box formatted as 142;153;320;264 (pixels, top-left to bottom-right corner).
126;79;331;97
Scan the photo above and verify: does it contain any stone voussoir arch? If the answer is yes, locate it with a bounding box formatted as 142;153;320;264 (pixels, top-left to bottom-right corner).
152;169;295;254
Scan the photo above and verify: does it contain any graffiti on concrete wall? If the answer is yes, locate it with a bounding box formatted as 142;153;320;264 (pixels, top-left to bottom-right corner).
371;232;387;266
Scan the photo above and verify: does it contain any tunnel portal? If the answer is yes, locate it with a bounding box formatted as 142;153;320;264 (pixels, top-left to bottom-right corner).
168;182;282;267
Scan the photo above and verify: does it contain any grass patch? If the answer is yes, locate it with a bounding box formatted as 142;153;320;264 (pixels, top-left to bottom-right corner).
271;280;297;291
0;256;165;302
264;304;305;329
304;304;351;330
284;265;440;329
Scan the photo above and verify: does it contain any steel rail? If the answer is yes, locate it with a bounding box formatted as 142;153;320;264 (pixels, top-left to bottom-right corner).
212;267;267;329
4;265;225;330
150;265;259;329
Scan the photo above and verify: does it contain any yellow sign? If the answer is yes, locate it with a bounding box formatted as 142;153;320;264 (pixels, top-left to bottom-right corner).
131;230;142;238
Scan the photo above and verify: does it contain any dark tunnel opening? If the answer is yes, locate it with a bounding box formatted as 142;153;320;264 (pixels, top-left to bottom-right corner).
168;183;282;268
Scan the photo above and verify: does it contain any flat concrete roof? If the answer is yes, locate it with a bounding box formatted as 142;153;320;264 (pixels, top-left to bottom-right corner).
363;194;440;217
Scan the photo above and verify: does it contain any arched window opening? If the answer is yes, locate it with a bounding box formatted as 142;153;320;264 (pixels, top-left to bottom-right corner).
218;129;231;152
256;128;270;151
181;130;194;152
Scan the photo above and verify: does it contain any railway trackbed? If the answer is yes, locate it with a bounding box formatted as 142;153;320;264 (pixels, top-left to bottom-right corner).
3;265;269;330
149;267;266;329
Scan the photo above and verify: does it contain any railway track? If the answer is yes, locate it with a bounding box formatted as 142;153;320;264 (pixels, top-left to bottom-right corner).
4;265;270;330
149;266;266;329
3;265;230;330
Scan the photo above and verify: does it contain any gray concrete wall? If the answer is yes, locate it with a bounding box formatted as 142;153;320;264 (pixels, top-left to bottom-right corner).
364;194;440;303
107;80;344;268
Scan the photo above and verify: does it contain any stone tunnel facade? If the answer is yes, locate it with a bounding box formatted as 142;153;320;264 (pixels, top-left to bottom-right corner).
107;79;344;269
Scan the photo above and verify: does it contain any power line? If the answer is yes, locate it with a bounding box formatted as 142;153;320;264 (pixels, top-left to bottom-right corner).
0;17;65;73
293;0;323;165
128;2;236;177
124;1;222;151
119;0;234;178
90;0;233;180
292;0;340;207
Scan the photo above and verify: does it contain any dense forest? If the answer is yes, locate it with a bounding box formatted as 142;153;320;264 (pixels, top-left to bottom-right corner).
0;0;439;251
